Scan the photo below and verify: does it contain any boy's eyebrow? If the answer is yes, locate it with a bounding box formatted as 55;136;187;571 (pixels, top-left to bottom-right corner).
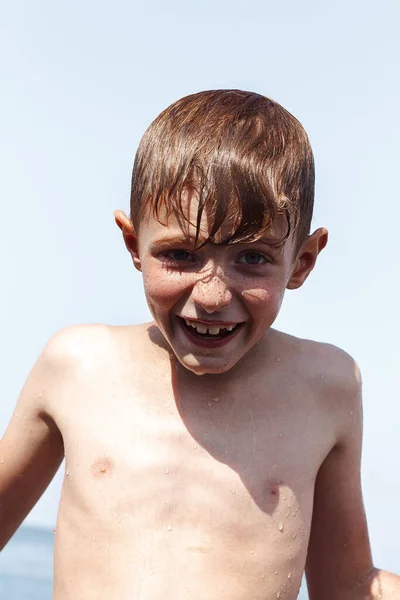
151;234;283;251
151;235;202;247
258;238;284;250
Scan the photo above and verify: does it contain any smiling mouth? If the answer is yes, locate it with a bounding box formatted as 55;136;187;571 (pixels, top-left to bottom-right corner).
177;316;244;342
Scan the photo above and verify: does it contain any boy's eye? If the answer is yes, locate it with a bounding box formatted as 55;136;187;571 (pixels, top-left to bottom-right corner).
164;250;195;263
237;252;268;265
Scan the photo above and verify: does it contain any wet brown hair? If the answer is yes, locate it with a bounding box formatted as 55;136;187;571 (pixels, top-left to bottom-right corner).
130;89;315;249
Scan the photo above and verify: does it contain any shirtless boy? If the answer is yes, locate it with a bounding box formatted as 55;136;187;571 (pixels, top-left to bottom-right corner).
1;89;399;600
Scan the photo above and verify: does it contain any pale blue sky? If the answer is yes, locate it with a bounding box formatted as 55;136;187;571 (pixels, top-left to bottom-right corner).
0;0;399;574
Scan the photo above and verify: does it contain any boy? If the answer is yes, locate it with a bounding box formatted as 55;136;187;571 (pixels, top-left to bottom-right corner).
0;89;399;600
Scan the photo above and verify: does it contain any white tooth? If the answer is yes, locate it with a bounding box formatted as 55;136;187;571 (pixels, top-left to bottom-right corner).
196;324;208;334
208;326;221;335
185;320;196;328
226;325;235;331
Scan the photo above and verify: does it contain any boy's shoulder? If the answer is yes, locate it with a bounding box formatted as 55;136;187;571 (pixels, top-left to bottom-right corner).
272;329;362;404
41;322;150;370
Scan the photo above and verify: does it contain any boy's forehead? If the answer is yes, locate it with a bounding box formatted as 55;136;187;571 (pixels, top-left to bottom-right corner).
140;189;291;246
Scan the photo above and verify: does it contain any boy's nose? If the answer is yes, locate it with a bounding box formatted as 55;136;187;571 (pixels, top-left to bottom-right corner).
192;276;232;313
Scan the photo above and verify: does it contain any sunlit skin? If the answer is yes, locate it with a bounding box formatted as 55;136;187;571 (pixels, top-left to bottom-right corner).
114;193;328;376
3;195;399;599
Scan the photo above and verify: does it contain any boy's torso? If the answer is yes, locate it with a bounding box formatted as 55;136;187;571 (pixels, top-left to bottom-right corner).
49;323;340;600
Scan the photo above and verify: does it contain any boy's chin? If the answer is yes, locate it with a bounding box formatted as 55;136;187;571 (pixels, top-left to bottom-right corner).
175;353;240;376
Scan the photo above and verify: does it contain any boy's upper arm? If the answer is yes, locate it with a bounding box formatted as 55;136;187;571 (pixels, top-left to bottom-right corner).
0;327;80;548
306;350;374;600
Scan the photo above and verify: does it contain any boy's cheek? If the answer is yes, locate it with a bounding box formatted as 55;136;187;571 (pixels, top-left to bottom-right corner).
142;271;189;322
242;286;285;314
143;274;184;307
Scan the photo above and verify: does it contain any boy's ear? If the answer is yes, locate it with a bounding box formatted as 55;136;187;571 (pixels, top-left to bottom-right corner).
286;227;328;290
114;210;142;271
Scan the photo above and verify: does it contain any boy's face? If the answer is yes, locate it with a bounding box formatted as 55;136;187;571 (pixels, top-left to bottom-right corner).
116;193;327;376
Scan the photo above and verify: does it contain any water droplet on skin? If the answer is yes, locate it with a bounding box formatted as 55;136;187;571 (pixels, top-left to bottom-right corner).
165;467;169;474
274;570;278;575
287;572;291;579
166;524;172;531
231;489;236;494
278;433;283;438
286;511;290;517
53;529;56;535
92;536;96;541
207;402;211;407
250;549;255;554
349;410;354;415
117;518;121;523
193;444;198;449
66;471;69;477
213;397;220;402
278;522;284;532
0;458;4;464
39;390;43;398
149;570;154;575
277;592;281;599
293;533;297;539
320;374;325;379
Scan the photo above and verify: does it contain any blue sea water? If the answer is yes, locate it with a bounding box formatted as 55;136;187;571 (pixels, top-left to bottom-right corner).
0;525;309;599
0;526;54;599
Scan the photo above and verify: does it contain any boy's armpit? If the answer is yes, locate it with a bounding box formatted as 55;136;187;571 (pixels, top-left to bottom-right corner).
0;325;89;548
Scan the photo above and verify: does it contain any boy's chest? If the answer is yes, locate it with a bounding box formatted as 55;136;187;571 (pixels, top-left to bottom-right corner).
57;364;334;539
53;362;338;598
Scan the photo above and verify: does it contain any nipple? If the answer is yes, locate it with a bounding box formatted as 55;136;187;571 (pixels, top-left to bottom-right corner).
91;457;113;478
